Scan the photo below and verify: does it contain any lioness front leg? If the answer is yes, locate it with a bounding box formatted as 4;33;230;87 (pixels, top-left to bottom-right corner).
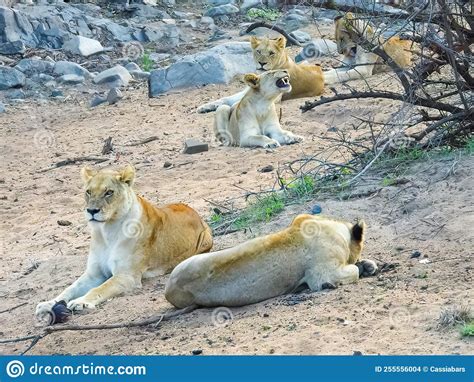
36;271;105;320
68;273;141;311
197;88;248;114
266;125;304;145
240;134;280;148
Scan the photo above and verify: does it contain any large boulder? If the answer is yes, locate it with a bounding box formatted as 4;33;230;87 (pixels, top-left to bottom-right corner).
0;6;36;46
53;61;92;78
15;58;54;76
93;65;132;87
148;41;256;97
205;4;239;17
0;40;25;54
62;35;104;57
0;66;26;90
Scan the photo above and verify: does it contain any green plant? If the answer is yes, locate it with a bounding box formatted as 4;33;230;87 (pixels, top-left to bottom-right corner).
247;7;281;21
141;50;154;72
282;175;316;198
234;194;285;229
460;322;474;337
210;213;222;224
381;176;397;187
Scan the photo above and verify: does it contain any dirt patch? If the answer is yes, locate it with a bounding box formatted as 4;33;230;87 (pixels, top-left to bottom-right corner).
0;47;472;355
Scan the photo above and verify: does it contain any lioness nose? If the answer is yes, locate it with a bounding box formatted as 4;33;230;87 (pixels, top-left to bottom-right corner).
87;208;100;216
259;62;266;67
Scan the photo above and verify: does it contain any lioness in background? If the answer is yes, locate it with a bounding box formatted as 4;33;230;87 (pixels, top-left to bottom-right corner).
324;13;413;84
165;214;378;308
36;165;212;318
214;69;303;148
198;36;325;113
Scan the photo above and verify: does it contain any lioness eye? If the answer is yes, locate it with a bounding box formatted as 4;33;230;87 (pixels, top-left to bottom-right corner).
269;51;274;56
256;50;261;54
105;190;114;197
86;190;91;196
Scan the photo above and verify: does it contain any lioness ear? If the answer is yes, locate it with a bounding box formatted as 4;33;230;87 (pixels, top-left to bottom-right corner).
275;36;286;49
244;73;260;88
250;36;259;49
118;164;135;186
81;166;96;183
345;12;354;20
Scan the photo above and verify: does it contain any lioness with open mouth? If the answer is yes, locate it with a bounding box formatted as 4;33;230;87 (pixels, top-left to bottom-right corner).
36;165;212;319
214;69;303;148
165;214;378;308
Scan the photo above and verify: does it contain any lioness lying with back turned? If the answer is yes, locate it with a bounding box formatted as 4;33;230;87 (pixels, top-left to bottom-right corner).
36;165;212;319
165;214;378;308
214;69;303;148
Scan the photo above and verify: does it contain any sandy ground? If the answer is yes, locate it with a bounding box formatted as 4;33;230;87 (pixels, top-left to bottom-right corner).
0;21;473;355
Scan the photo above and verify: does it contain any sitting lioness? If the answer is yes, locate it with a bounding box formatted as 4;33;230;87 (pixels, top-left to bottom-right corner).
165;214;378;308
324;13;412;84
36;165;212;318
198;36;325;113
214;69;303;148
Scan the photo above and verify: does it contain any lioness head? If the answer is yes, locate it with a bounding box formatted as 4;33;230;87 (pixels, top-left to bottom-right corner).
250;36;287;71
334;13;373;57
81;165;136;223
243;69;291;97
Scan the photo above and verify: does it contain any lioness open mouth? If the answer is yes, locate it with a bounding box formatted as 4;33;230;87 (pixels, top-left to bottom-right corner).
276;76;290;88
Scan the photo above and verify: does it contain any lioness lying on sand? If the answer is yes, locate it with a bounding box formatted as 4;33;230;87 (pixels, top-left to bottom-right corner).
165;214;378;308
36;165;212;320
214;69;303;148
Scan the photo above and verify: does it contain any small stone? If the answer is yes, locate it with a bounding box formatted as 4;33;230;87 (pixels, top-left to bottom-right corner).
125;62;141;72
58;74;85;84
0;102;5;113
192;349;202;355
410;250;421;258
263;313;269;318
311;204;322;214
353;351;363;356
163;161;172;168
205;4;239;17
258;165;274;173
90;95;107;108
54;61;91;78
184;139;209;154
15;58;54;76
0;66;26;90
107;88;123;105
51;90;64;98
57;220;72;226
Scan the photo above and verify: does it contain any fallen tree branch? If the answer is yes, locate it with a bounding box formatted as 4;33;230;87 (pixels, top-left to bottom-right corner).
126;136;160;146
244;22;302;46
300;91;464;114
0;302;27;315
38;157;109;173
0;305;198;355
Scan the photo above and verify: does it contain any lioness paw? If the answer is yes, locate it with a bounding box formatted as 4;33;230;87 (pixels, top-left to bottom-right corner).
278;132;304;145
35;300;56;320
263;139;281;149
68;298;96;312
356;259;378;278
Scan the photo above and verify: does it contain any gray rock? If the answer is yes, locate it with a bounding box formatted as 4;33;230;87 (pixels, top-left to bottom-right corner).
93;65;132;87
30;73;55;83
149;41;255;97
89;19;132;42
0;40;25;55
125;62;141;72
129;70;150;81
290;30;311;44
58;74;85;84
90;95;106;107
15;58;54;76
63;36;104;57
184;139;209;154
0;66;26;90
5;88;25;99
141;24;180;48
295;39;338;62
0;102;5;113
241;0;263;10
107;87;123;105
0;6;36;47
51;89;64;97
205;4;239;17
54;61;91;78
207;0;235;5
199;16;215;29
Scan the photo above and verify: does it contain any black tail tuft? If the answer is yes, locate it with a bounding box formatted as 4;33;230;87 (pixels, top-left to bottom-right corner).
351;220;365;242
